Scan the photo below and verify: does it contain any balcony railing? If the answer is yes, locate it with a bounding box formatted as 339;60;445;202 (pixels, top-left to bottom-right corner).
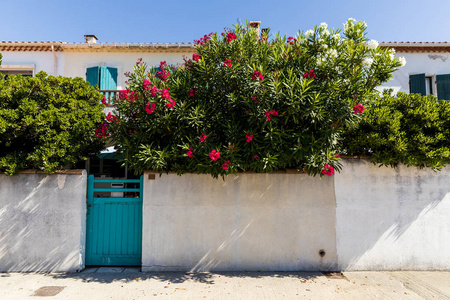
99;90;119;106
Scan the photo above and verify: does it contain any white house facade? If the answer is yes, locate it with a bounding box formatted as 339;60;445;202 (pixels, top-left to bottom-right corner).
379;42;450;99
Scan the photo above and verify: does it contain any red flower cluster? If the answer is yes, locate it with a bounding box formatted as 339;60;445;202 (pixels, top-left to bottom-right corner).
303;69;316;79
161;89;170;99
251;95;259;103
156;61;170;82
143;79;152;91
186;146;194;158
166;99;176;109
222;59;232;67
200;132;208;142
222;160;231;170
95;123;109;137
145;102;156;114
150;86;159;97
353;103;365;114
194;33;213;46
265;110;279;121
119;89;138;102
209;149;220;161
192;54;201;62
189;89;198;97
136;58;143;65
252;70;264;81
106;112;119;123
228;143;237;150
225;32;237;42
322;164;335;176
287;36;297;45
245;132;253;143
101;97;108;107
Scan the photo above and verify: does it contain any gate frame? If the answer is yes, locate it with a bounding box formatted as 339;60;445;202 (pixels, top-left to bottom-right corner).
85;175;144;266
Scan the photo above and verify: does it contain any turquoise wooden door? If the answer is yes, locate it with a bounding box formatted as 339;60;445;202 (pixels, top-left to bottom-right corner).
86;175;143;266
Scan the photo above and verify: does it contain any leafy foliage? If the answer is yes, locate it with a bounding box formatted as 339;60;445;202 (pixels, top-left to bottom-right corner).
107;20;402;178
0;72;106;175
342;91;450;170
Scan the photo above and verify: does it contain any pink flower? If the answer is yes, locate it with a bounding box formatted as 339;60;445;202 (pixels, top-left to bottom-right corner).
143;79;152;91
95;123;109;137
253;154;258;159
166;99;176;109
150;86;159;97
136;58;143;65
101;97;108;107
322;164;335;176
200;132;208;142
265;110;279;121
192;54;201;62
226;32;237;42
161;89;171;99
189;88;198;97
222;59;232;67
145;102;156;114
106;112;118;123
128;91;137;103
303;69;316;79
245;132;253;143
209;149;221;161
353;103;365;114
118;90;129;100
252;70;264;81
186;146;194;158
228;143;237;150
157;70;170;81
222;160;231;170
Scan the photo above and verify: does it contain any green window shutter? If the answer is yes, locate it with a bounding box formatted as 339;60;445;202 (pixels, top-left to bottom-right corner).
100;66;118;90
409;73;426;95
86;66;100;87
436;74;450;100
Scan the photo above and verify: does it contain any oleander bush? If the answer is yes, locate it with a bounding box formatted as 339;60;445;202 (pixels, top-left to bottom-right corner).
105;19;403;178
0;71;106;175
342;91;450;170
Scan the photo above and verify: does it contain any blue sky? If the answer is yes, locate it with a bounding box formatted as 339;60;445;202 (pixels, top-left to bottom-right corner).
1;0;449;44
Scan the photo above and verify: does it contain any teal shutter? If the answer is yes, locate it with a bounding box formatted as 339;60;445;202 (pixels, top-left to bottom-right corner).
436;74;450;100
100;66;118;90
86;67;100;87
409;74;426;95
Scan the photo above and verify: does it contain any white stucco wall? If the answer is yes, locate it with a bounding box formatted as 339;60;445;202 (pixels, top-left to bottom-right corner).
0;51;58;75
62;51;193;89
0;49;193;89
379;52;450;95
335;160;450;270
0;171;87;272
142;172;338;272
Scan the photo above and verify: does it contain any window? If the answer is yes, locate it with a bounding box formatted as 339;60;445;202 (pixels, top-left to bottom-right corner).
410;73;450;100
0;65;34;79
86;66;117;90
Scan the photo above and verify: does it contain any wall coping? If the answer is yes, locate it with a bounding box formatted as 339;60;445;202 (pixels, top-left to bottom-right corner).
14;169;86;175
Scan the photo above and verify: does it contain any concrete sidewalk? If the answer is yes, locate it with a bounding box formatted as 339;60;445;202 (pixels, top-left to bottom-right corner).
1;269;449;299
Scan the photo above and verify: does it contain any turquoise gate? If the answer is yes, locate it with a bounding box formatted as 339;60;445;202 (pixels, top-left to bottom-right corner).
86;175;143;266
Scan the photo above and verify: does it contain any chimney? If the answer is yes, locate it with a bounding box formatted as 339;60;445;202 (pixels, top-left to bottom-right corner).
249;21;261;38
84;35;98;44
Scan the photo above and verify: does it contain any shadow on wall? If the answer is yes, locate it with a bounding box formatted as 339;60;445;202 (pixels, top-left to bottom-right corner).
335;160;450;270
0;173;86;272
143;173;338;272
